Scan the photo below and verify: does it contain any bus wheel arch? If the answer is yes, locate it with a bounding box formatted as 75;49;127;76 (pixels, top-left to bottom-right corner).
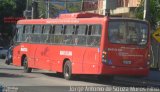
21;54;27;66
63;58;70;70
63;59;72;80
22;55;32;73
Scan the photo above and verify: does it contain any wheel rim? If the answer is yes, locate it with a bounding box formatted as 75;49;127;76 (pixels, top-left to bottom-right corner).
64;65;69;77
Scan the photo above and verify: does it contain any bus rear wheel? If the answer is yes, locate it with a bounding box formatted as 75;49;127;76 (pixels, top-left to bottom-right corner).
23;57;32;73
63;60;72;80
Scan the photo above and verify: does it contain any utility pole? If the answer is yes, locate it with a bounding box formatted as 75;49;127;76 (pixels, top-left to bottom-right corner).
46;0;50;18
32;0;38;19
26;0;29;12
65;0;67;10
24;0;31;19
81;0;84;11
31;0;34;19
47;0;50;18
26;0;29;19
143;0;150;20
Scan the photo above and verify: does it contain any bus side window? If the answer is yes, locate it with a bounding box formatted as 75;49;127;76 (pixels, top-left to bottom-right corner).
32;25;42;43
54;25;64;44
42;25;51;43
49;25;55;44
76;25;87;46
87;25;101;47
24;25;33;42
14;25;24;42
64;25;75;45
76;25;87;35
54;25;63;35
16;25;24;42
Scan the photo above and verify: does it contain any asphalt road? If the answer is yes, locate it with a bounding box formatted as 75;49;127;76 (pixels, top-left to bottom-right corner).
0;59;110;92
0;59;160;92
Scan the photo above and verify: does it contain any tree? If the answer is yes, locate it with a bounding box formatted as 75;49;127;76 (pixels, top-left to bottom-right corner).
0;0;16;38
135;0;160;29
0;0;26;46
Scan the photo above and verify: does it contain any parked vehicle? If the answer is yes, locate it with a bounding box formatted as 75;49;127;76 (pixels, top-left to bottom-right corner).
5;46;13;65
0;46;7;59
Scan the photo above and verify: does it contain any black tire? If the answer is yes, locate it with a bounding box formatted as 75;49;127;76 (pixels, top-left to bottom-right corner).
97;75;114;83
5;60;10;65
63;60;72;80
23;57;32;73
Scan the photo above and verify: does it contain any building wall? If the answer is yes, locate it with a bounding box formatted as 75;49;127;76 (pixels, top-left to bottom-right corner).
97;0;141;15
83;0;98;11
106;0;117;9
96;0;103;14
115;0;140;7
128;0;141;7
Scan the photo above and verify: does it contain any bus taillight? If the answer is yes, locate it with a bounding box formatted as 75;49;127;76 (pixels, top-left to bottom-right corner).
102;50;107;63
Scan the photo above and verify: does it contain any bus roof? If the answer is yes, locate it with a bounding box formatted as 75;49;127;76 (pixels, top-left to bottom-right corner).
58;12;104;18
17;13;147;24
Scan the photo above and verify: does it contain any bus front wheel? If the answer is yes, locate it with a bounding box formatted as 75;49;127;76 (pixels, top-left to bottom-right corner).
23;57;32;73
63;60;72;80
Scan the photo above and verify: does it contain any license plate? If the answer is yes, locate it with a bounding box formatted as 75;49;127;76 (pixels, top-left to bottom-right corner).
123;60;132;65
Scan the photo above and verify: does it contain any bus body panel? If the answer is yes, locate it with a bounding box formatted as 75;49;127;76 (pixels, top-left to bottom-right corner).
28;44;37;68
83;47;100;74
100;64;149;76
12;13;150;77
50;45;64;72
13;44;21;66
13;43;29;66
72;46;85;74
34;44;50;70
100;18;150;76
107;45;149;67
54;46;73;72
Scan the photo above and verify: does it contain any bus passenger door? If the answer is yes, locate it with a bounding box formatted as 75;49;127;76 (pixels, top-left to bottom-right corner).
28;44;37;68
34;45;43;69
72;46;85;74
82;25;101;74
34;45;50;70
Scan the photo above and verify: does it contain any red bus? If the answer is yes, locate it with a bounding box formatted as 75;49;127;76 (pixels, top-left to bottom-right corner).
13;13;150;80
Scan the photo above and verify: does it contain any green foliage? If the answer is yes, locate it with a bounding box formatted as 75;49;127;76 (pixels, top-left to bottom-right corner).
67;2;81;13
135;0;144;19
0;0;16;18
38;0;46;18
135;0;160;29
15;0;26;17
0;0;26;43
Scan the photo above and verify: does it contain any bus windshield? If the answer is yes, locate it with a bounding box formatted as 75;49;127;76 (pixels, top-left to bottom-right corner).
108;20;148;45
